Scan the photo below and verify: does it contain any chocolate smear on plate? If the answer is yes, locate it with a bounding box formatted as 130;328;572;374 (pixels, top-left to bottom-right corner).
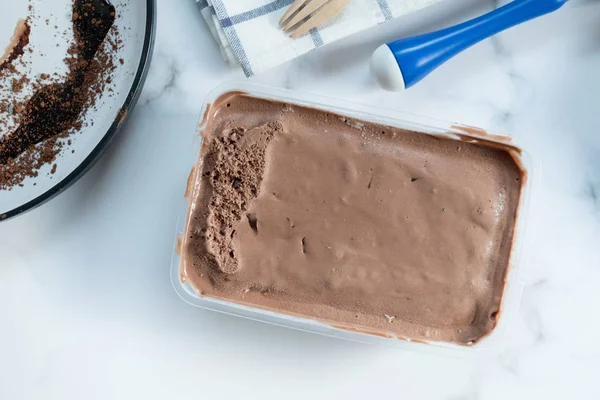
0;0;119;190
0;19;31;70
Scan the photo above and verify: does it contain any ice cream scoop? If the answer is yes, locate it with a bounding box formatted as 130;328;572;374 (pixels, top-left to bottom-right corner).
371;0;567;91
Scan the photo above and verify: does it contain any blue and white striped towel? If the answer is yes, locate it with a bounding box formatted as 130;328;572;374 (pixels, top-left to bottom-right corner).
198;0;440;77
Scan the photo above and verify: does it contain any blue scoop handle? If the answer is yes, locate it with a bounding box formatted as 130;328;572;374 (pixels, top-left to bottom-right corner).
387;0;567;88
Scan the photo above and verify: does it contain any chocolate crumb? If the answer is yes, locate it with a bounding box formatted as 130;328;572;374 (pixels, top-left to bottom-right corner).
11;76;27;92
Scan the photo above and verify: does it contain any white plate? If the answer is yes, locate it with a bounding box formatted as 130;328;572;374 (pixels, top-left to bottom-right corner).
0;0;155;220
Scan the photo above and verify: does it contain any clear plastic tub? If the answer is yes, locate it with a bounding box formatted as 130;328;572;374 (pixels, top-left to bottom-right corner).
170;81;537;355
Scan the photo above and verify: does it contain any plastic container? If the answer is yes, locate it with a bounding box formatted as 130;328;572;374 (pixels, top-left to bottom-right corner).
170;81;537;355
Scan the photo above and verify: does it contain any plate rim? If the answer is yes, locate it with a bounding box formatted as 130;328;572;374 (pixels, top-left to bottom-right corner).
1;0;157;222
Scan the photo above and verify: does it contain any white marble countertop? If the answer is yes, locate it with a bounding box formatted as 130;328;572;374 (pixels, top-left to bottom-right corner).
1;0;600;398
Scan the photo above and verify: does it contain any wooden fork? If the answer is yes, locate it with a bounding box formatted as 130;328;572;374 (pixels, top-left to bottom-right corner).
280;0;350;38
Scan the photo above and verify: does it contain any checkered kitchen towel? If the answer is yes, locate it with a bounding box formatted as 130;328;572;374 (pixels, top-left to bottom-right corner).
198;0;440;77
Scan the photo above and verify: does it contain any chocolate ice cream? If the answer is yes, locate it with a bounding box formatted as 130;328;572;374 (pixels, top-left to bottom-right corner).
0;19;30;70
181;92;525;345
